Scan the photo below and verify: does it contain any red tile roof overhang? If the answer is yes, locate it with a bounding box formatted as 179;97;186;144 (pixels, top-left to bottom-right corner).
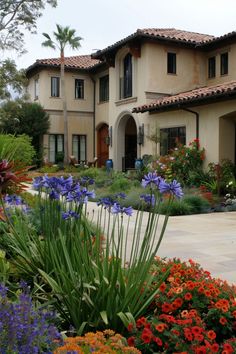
132;82;236;114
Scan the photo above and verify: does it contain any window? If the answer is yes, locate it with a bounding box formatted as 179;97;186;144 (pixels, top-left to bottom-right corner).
99;75;109;102
75;79;84;99
72;135;86;162
160;127;186;155
167;52;176;74
49;134;64;163
34;78;39;99
208;56;216;78
120;53;132;99
221;52;228;75
51;77;60;97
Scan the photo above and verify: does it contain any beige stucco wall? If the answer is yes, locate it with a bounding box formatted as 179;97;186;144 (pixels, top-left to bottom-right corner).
206;43;236;86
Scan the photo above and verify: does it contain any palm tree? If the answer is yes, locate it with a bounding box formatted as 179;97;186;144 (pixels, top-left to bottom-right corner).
42;24;82;164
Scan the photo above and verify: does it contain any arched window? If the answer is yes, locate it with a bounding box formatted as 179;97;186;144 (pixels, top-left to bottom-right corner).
122;53;132;98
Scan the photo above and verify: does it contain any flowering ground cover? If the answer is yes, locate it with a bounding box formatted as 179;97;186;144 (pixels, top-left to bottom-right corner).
0;157;236;353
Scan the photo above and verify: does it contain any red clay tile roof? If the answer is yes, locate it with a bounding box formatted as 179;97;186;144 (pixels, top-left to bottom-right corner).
133;81;236;113
93;28;215;58
138;28;214;44
26;55;101;74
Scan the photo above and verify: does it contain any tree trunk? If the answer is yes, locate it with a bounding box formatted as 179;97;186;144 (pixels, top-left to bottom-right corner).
60;50;68;164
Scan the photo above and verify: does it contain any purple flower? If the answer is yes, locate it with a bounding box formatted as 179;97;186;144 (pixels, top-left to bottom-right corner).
140;193;156;206
62;210;80;220
97;197;114;208
159;179;184;198
141;172;163;188
111;202;133;216
4;194;23;205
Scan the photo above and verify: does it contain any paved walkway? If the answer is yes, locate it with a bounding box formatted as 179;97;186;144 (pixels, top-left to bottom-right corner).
85;202;236;284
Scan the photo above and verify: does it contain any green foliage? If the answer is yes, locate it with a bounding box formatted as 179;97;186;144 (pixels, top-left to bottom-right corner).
0;134;35;166
0;0;57;53
38;165;60;173
159;194;211;216
109;176;130;193
0;59;27;99
159;199;192;216
183;195;210;213
79;167;100;179
0;100;50;166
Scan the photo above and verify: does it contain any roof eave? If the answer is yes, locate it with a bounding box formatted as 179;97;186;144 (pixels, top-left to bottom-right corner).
133;91;236;114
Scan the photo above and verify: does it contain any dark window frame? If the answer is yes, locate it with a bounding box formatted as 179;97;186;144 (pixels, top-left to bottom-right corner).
99;75;109;102
220;52;228;76
49;134;64;163
75;78;84;99
160;126;186;155
167;52;177;74
72;134;87;162
51;77;60;97
123;53;132;98
208;56;216;78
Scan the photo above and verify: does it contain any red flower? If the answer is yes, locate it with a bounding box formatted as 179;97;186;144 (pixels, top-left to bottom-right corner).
141;328;153;343
211;343;219;352
159;282;166;292
127;323;133;332
136;317;147;328
127;336;135;347
161;302;172;313
219;317;228;325
153;336;163;346
195;346;207;354
184;292;192;301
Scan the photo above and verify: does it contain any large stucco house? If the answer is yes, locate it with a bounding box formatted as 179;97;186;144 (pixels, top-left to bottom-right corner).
26;28;236;170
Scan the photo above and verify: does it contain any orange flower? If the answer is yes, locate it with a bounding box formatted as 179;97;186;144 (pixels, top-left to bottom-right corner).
155;323;166;332
207;330;216;340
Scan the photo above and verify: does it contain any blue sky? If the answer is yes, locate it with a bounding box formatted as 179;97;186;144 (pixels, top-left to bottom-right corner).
4;0;236;69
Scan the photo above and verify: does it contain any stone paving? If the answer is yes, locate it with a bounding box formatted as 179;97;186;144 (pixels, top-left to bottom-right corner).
85;202;236;284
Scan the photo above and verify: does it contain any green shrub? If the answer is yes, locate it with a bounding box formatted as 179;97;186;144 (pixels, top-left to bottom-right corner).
109;177;130;193
79;167;100;179
159;199;192;216
183;194;211;213
0;134;36;166
39;165;59;173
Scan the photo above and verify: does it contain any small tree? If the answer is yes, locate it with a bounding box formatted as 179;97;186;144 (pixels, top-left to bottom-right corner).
42;24;82;164
0;101;50;165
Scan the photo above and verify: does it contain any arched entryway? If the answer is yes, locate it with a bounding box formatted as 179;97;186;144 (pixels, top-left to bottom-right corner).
97;123;109;167
124;117;137;170
116;114;137;171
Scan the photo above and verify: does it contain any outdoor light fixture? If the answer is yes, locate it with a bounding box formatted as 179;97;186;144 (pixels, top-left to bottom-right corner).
137;124;144;145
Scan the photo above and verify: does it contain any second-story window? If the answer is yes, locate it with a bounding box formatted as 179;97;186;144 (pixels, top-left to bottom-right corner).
208;56;216;78
75;79;84;99
51;77;60;97
167;52;176;74
221;52;228;75
99;75;109;102
34;78;39;99
123;53;132;98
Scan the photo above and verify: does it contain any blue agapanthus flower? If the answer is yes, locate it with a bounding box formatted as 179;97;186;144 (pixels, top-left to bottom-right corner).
4;194;23;205
141;172;163;188
97;197;114;208
62;210;80;220
140;193;156;206
159;179;184;198
111;202;133;216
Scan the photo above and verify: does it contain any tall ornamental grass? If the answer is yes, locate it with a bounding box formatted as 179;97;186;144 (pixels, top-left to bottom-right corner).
1;172;183;334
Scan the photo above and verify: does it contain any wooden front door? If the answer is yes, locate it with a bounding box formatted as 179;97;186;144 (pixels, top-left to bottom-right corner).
97;124;109;167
